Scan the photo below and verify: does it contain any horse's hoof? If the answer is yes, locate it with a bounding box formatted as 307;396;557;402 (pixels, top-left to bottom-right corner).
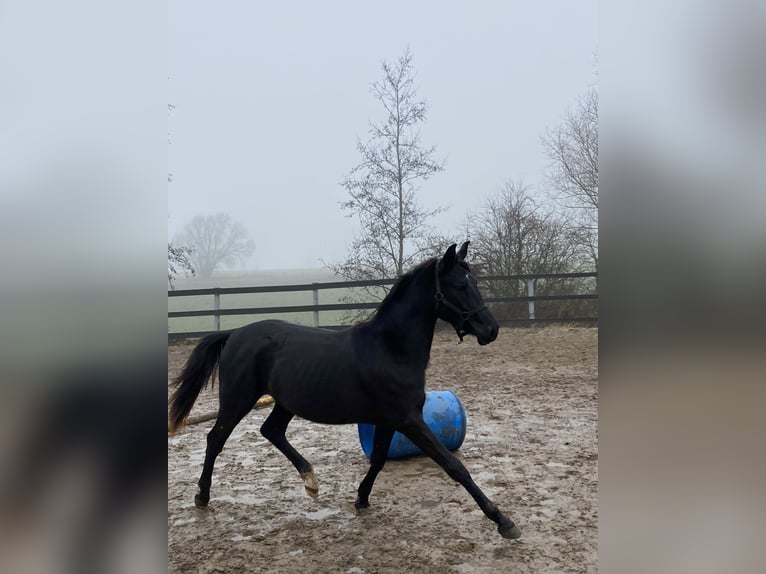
354;498;369;511
499;522;522;539
301;470;319;499
194;493;209;508
304;486;319;499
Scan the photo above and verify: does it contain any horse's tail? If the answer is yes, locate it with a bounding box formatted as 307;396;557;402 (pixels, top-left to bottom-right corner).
169;331;232;433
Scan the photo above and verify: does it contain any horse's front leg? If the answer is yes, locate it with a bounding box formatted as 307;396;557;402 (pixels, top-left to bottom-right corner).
398;418;521;539
355;425;395;510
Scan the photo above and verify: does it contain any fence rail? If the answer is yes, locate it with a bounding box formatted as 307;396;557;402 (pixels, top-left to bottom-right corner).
168;272;597;340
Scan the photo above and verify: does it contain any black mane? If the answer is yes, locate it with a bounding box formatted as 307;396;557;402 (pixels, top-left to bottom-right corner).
361;258;437;324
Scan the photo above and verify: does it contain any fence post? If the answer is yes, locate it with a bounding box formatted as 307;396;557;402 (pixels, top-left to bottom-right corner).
213;289;221;332
312;283;319;327
527;279;535;322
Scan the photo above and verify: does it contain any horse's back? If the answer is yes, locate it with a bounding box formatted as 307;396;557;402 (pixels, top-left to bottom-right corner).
219;320;363;420
220;319;350;370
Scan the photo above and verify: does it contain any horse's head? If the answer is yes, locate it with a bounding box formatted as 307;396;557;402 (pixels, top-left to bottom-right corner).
435;241;499;345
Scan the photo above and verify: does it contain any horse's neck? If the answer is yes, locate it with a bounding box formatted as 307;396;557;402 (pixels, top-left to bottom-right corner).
369;275;437;369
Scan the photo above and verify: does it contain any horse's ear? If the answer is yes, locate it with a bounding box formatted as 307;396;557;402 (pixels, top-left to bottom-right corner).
440;243;458;270
457;241;470;261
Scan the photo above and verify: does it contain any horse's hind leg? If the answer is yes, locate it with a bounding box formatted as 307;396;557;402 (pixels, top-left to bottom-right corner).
355;425;394;510
195;390;259;507
260;403;318;498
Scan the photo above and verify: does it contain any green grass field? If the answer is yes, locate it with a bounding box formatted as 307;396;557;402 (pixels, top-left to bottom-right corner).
168;268;386;333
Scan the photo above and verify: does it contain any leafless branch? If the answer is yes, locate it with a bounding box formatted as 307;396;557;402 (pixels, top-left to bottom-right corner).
542;87;598;269
329;48;446;286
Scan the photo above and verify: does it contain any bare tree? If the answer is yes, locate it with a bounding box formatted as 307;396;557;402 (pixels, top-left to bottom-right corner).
467;181;581;298
328;48;446;290
542;87;598;269
167;242;194;289
175;213;255;279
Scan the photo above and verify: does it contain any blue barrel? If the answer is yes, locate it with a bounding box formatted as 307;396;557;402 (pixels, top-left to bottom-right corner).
358;390;467;459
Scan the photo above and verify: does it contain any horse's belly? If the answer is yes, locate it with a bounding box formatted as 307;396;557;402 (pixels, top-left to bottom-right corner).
268;357;367;424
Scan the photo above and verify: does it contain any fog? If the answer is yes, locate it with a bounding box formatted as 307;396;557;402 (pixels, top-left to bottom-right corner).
168;1;598;269
3;1;766;573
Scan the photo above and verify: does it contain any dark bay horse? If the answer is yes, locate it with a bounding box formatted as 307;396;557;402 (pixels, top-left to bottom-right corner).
169;242;521;539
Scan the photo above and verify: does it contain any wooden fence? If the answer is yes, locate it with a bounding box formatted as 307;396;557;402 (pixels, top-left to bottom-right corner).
168;272;597;340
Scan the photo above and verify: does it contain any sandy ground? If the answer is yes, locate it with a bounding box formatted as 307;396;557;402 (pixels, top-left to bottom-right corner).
168;325;598;573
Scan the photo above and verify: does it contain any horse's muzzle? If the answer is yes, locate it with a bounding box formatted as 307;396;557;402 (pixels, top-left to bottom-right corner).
474;321;499;345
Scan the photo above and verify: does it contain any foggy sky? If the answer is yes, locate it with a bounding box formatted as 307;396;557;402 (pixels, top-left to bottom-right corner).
168;1;597;270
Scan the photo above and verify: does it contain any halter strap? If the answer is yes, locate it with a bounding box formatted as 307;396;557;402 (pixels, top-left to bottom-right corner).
433;258;487;341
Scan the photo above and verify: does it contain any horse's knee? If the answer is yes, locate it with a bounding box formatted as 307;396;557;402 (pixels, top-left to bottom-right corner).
445;459;469;482
369;458;386;474
443;457;462;474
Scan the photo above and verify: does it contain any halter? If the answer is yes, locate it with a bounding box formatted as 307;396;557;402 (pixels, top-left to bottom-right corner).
434;259;487;342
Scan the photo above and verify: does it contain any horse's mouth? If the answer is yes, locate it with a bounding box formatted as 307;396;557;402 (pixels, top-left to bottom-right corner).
473;323;499;345
476;334;493;346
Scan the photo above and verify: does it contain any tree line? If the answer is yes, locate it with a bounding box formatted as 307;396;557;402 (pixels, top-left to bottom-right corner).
169;48;598;313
